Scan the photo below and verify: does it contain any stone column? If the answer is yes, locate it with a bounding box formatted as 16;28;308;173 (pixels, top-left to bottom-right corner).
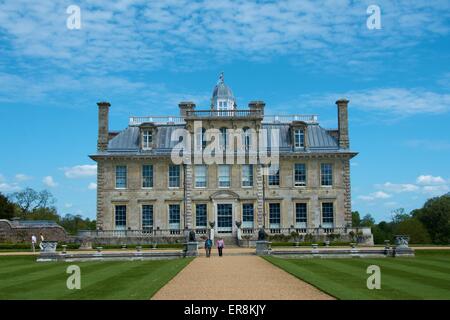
336;99;349;149
97;102;110;152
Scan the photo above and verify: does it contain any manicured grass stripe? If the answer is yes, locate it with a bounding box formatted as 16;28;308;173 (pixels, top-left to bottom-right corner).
265;253;450;300
324;258;450;299
0;256;192;300
0;261;120;297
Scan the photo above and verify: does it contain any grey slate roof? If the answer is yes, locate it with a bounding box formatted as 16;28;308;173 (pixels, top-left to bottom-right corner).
103;122;341;156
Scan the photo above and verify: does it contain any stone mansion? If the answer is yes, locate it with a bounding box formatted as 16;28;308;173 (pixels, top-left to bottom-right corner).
89;74;358;241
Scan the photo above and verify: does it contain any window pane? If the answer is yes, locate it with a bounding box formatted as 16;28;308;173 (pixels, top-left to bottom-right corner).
195;165;207;188
142;165;153;188
196;204;207;227
242;165;253;187
169;204;180;229
115;166;127;188
218;165;230;187
242;204;254;228
169;165;180;188
142;130;152;149
115;205;126;229
294;163;306;186
294;129;304;147
220;127;227;149
321;163;333;186
142;205;153;232
269;203;280;227
268;165;280;186
322;202;334;226
295;203;307;224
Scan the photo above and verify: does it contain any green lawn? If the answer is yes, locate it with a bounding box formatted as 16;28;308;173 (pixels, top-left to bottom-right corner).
0;256;192;299
264;250;450;300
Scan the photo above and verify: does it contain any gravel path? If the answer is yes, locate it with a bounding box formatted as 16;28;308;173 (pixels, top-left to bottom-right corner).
151;255;333;300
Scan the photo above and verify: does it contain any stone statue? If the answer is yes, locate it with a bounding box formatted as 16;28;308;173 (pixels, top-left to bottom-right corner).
395;235;409;248
189;230;196;242
258;228;266;241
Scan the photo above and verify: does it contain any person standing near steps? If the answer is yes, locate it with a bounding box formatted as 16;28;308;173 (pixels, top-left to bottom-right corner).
205;238;212;257
216;238;224;257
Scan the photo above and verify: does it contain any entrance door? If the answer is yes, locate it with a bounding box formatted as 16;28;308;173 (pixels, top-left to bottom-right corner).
217;204;233;233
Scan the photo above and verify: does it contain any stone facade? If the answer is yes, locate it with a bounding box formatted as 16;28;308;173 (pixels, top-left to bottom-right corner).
90;76;359;241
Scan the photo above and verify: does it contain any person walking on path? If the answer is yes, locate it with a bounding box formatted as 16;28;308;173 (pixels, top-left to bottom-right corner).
31;234;37;253
205;238;212;257
216;238;224;257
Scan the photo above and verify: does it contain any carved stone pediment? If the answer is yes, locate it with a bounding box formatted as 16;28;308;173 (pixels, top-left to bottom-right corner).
210;190;240;200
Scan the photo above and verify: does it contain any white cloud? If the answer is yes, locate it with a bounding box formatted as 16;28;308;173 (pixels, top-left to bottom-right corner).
64;203;73;208
358;191;392;201
0;182;21;192
42;176;58;188
300;88;450;117
416;175;447;185
63;165;97;179
376;182;419;193
88;182;97;190
15;173;32;182
422;185;450;195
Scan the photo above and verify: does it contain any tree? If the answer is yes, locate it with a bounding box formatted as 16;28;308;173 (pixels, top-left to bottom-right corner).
360;214;375;227
0;192;15;220
393;218;431;244
60;214;96;235
11;188;55;214
352;211;361;227
412;194;450;244
391;208;411;224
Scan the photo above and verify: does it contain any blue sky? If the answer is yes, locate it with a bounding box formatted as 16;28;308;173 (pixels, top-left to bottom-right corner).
0;0;449;222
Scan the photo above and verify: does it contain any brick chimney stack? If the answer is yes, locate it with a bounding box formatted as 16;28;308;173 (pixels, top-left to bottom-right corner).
179;101;196;118
97;101;111;152
336;98;349;149
248;100;265;116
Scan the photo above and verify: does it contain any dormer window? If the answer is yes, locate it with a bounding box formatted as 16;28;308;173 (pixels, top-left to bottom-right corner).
294;129;304;148
142;130;153;150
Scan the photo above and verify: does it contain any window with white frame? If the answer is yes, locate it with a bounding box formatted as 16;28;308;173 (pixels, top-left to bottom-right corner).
220;127;228;149
242;203;254;228
294;163;306;186
218;165;231;187
142;205;153;232
294;128;305;148
242;164;253;187
169;204;180;229
169;165;180;188
295;203;307;227
269;203;281;228
268;165;280;186
115;165;127;189
195;204;207;228
195;165;207;188
320;163;333;186
243;127;251;150
115;205;126;230
322;202;334;228
142;165;153;188
142;130;153;150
